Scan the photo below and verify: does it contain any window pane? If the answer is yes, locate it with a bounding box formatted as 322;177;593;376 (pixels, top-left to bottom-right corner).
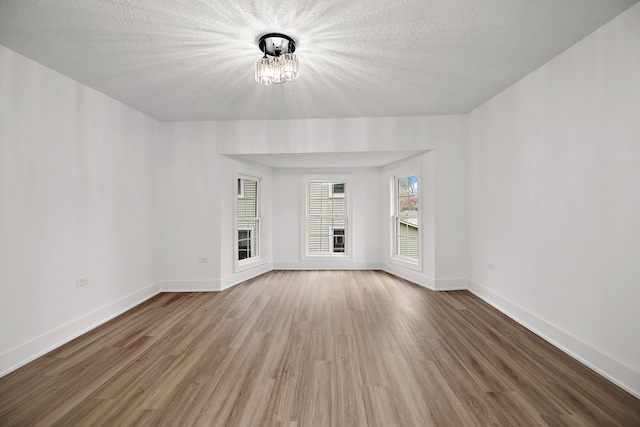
395;217;418;259
397;176;418;214
332;228;345;253
238;179;257;218
238;228;251;260
331;196;346;216
238;219;259;231
309;182;347;217
308;182;324;215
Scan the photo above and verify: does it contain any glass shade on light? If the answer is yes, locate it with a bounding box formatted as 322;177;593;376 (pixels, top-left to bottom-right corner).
255;56;275;85
255;54;299;86
280;53;298;81
255;33;298;86
273;56;284;84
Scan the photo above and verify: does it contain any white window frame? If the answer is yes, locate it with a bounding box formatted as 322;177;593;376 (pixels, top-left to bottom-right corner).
389;164;422;270
237;178;245;199
234;170;266;272
302;174;353;261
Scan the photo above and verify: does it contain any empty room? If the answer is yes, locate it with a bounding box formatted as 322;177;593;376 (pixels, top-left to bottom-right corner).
1;0;639;425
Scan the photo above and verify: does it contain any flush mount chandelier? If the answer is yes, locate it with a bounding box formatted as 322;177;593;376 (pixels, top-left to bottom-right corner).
255;33;299;86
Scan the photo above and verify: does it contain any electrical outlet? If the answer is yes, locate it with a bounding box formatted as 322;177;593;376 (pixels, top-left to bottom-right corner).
199;257;209;263
487;263;495;271
76;276;90;287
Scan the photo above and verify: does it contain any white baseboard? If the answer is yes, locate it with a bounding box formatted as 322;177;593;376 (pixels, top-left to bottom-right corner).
158;280;220;292
381;263;435;290
273;261;383;270
468;279;640;399
0;282;161;378
0;267;274;378
220;263;273;291
159;263;274;293
434;277;469;291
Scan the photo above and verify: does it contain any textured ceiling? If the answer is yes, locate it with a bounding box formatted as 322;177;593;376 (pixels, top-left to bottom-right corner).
0;0;637;121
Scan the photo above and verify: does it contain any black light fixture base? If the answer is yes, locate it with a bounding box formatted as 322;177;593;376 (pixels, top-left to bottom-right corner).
258;33;296;57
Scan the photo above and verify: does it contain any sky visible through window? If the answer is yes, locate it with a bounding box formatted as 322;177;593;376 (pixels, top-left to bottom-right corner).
398;175;418;214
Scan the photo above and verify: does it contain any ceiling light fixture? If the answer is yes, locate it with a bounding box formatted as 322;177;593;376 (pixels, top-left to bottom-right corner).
255;33;299;86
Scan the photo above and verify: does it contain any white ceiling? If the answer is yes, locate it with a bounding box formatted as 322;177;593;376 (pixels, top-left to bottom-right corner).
0;0;637;122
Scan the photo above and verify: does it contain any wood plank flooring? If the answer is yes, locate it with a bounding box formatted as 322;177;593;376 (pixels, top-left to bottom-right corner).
1;270;638;426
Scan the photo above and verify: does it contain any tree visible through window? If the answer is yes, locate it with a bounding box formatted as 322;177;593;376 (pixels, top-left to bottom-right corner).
395;175;419;261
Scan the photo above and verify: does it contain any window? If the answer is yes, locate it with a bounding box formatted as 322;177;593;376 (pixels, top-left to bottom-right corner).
236;177;260;264
394;175;419;262
303;176;351;259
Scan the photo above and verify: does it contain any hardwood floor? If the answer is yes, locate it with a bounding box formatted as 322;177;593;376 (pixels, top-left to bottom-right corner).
1;270;638;426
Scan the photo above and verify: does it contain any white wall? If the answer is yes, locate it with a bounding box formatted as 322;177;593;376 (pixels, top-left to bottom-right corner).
218;116;465;156
153;121;221;289
152;122;273;291
272;167;382;269
0;45;158;375
158;116;469;287
434;126;469;286
218;115;470;285
468;3;640;396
